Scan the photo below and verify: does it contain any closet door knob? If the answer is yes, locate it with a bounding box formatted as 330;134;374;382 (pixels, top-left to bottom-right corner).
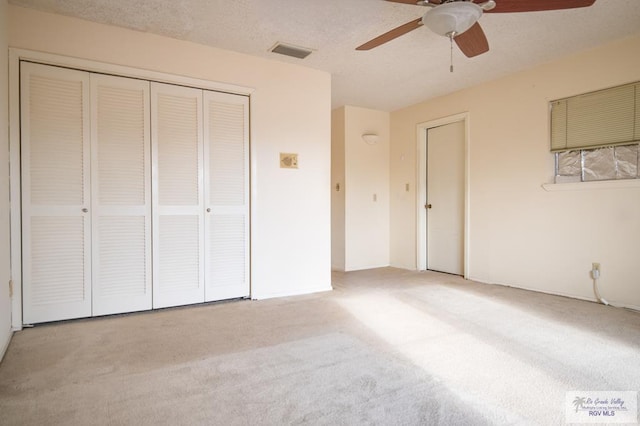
82;208;88;213
206;208;211;213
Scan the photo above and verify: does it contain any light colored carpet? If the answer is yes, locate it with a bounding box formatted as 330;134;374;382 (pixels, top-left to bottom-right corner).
0;268;639;425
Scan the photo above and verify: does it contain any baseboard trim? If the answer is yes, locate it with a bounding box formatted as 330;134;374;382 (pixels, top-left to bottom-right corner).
344;264;391;272
251;285;333;300
469;276;640;312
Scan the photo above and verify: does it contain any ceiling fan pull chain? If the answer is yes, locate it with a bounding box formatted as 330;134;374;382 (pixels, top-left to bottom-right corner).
449;32;455;72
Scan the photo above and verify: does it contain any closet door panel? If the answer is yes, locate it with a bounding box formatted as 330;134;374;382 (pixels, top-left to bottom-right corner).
158;215;201;290
21;62;92;324
204;91;250;301
152;82;205;308
91;75;152;316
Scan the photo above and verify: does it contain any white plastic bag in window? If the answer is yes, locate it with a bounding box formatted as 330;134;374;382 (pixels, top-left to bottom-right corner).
557;150;581;176
615;145;638;179
583;147;616;181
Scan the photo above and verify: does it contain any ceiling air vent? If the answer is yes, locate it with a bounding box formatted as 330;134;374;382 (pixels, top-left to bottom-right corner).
270;43;313;59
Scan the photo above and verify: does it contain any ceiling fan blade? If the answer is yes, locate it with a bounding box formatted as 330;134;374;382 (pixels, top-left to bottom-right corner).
356;18;423;51
454;22;489;58
385;0;442;4
483;0;596;13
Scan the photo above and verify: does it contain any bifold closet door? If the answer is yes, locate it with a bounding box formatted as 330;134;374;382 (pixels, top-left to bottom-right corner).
151;82;205;308
21;62;92;324
204;91;250;301
91;75;152;316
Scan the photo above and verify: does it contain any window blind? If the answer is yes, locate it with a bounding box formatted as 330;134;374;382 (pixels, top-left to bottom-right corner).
550;82;640;152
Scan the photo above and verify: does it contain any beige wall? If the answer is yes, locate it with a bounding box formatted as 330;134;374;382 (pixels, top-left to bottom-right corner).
9;5;332;302
0;0;12;359
391;34;640;308
333;106;390;271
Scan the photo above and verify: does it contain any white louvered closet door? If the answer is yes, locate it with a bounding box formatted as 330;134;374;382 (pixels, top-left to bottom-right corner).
91;75;152;316
151;82;205;308
203;91;250;301
21;62;92;324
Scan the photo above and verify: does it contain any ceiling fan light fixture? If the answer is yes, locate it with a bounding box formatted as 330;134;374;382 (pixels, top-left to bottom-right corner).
423;2;483;37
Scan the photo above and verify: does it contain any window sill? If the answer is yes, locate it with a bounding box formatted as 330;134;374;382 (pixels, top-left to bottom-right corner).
542;179;640;192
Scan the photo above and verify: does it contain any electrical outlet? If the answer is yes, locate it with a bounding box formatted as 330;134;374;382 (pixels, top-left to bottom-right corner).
591;262;601;280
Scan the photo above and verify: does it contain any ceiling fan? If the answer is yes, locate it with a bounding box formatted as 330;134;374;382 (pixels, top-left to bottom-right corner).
357;0;597;59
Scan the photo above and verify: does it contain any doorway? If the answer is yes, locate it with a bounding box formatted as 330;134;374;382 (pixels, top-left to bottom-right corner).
417;114;468;276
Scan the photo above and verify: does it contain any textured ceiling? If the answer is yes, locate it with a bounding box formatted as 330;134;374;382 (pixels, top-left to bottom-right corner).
9;0;640;111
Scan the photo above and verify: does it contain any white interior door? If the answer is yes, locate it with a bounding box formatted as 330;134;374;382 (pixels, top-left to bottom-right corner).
151;82;205;308
426;121;465;275
203;91;250;301
21;62;92;323
91;74;152;315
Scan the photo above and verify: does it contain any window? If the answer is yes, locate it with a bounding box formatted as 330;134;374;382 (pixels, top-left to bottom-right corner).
555;144;639;183
551;81;640;183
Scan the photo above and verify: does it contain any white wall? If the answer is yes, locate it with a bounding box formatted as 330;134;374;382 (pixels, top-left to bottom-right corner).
8;5;332;303
0;0;12;361
333;106;390;271
331;107;346;271
391;34;640;309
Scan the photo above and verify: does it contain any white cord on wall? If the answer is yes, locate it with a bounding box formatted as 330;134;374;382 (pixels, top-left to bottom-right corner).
591;267;609;306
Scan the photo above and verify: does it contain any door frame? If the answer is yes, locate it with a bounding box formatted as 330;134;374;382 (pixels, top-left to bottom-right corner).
416;112;470;278
9;48;253;329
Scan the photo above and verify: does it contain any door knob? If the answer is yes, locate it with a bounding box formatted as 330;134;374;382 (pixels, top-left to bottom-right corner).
82;208;88;213
425;204;432;209
206;208;211;213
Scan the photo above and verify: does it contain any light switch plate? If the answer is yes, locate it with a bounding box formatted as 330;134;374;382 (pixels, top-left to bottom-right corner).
280;153;298;169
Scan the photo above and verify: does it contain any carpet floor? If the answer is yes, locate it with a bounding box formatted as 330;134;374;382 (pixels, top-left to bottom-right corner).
0;268;638;425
